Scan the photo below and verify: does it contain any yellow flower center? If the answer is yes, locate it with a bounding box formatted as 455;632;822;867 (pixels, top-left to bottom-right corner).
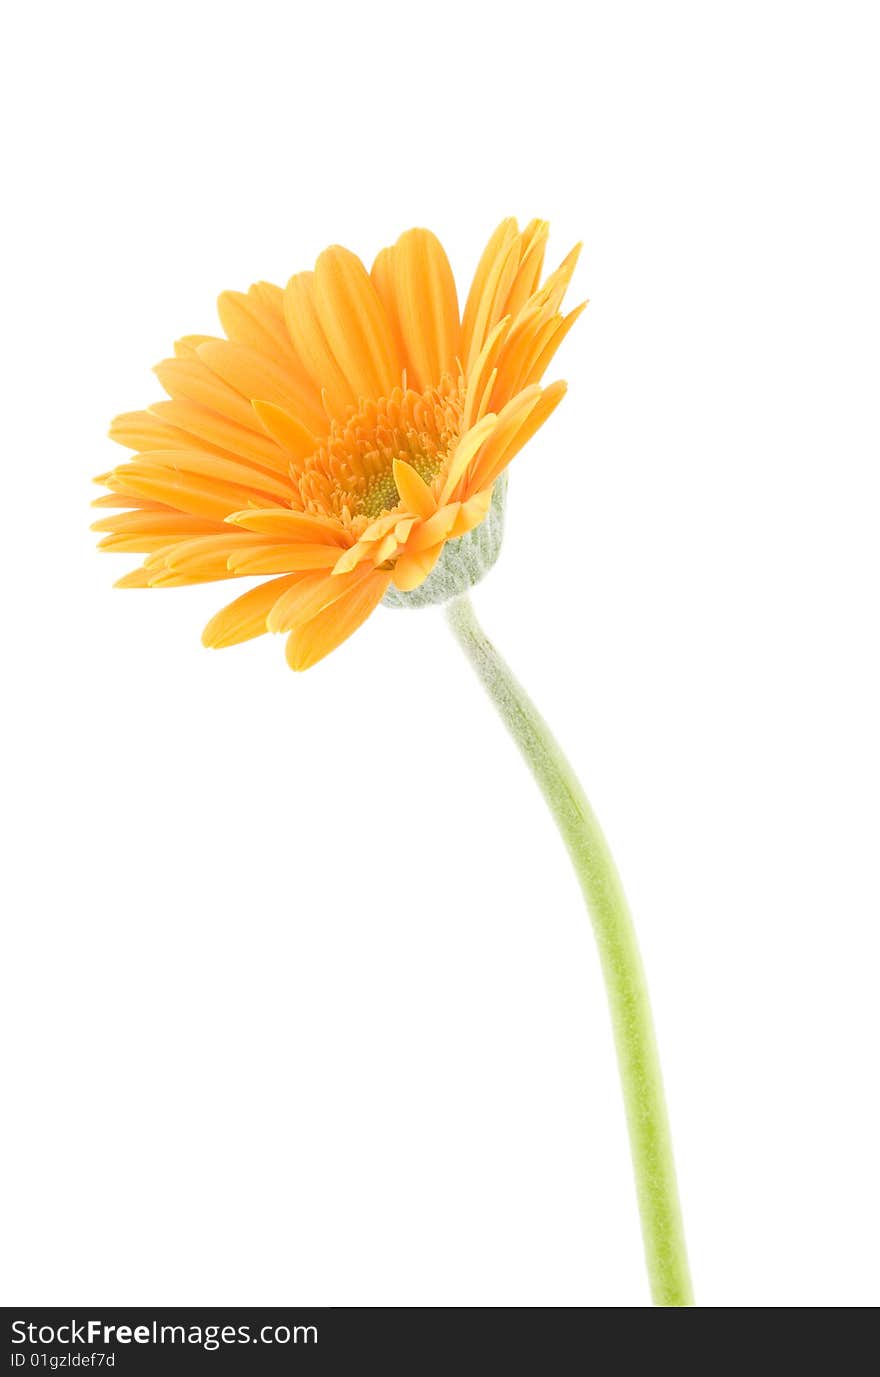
295;376;464;532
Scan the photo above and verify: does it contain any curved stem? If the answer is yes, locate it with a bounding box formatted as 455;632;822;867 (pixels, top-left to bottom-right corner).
446;592;693;1308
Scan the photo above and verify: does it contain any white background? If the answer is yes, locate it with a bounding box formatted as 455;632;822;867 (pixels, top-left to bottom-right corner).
2;1;878;1308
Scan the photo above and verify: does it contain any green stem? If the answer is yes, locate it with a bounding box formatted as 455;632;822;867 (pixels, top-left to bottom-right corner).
446;592;694;1308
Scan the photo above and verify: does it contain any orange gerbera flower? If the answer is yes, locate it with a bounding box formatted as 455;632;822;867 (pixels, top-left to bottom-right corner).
94;219;584;669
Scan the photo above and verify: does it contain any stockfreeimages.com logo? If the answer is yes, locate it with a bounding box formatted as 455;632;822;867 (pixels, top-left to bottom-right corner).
11;1318;318;1354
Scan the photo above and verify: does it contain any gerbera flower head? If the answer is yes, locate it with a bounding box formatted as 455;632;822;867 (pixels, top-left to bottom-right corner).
94;219;585;669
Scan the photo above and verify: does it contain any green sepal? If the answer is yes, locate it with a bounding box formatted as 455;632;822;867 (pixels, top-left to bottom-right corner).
382;476;507;610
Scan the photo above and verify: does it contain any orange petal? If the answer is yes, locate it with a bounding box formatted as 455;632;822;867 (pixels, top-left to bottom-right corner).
490;302;554;407
196;339;319;421
332;542;373;576
174;334;216;359
283;271;357;418
91;492;170;511
143;544;249;584
468;382;567;493
314;246;401;402
391;229;461;391
154;358;264;434
392;458;436;519
122;448;294;504
202;574;302;648
440;412;500;501
403;503;461;554
461;221;521;375
252;400;320;462
92;511;227;537
461;218;519;370
144;533;269;573
463;315;511;428
392;543;445;592
226;543;341;575
114;567;153;588
149;400;292;475
449;487;493;537
217;284;313;387
503;220;550;320
148;570;240;588
226;508;348;545
267;566;372;634
285;570;390;671
99;533;195;554
370;247;408;381
109;409;224;456
538;243;582;313
523;302;587;388
102;468;253;522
